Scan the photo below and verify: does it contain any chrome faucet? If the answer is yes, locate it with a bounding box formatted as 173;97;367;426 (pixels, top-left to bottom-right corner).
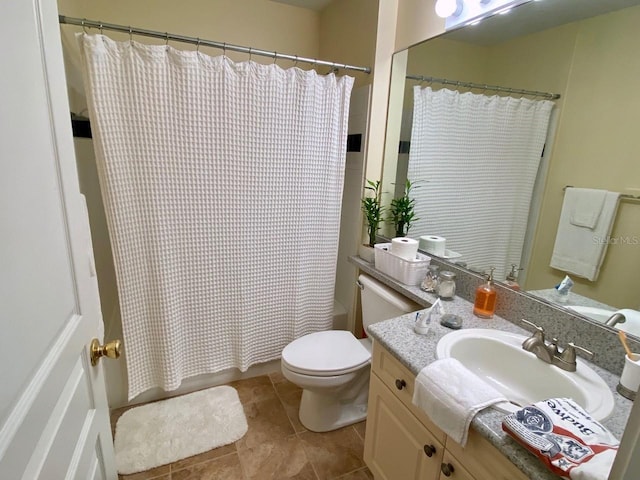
521;319;593;372
605;312;626;327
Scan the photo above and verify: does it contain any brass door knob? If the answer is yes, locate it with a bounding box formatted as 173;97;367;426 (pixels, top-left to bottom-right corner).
90;338;122;366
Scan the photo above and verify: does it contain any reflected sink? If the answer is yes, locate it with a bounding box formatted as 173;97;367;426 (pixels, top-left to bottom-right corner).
566;305;615;324
568;306;640;337
436;329;615;421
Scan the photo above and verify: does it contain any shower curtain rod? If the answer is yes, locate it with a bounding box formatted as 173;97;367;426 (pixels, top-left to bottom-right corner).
406;74;560;100
58;15;372;74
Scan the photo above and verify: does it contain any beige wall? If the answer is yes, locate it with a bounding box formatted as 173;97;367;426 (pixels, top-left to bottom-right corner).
58;0;321;113
364;0;444;183
395;0;445;52
320;0;378;88
526;6;640;308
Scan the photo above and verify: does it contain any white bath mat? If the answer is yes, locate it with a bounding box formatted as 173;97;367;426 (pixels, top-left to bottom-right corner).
114;385;247;474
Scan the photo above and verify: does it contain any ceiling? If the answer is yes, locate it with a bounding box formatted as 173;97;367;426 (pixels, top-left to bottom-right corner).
270;0;333;12
446;0;640;45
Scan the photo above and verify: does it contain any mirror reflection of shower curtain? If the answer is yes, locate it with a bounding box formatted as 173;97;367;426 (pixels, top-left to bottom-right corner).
78;34;353;400
407;86;553;280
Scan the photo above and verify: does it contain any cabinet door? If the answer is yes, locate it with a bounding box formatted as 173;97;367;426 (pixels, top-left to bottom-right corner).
438;451;476;480
364;374;443;480
445;428;529;480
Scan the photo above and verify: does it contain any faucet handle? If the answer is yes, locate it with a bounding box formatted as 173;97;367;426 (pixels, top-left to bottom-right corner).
559;342;594;366
521;319;545;339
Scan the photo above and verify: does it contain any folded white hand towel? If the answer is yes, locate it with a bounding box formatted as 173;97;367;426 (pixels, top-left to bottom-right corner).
568;188;607;229
550;189;620;281
503;398;619;480
412;358;507;446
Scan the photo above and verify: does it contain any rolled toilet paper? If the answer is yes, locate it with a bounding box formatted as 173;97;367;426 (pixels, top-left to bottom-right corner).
390;237;419;260
419;235;446;257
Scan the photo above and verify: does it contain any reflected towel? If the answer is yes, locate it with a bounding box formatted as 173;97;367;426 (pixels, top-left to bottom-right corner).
412;358;507;446
550;189;620;281
569;188;607;229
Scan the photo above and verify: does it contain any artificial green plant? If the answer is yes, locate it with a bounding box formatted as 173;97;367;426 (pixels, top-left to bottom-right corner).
389;179;419;237
361;179;384;248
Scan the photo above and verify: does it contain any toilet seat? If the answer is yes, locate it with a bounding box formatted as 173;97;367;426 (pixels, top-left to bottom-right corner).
282;330;371;377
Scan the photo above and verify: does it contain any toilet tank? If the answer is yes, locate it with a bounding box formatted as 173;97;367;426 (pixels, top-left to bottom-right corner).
359;274;421;333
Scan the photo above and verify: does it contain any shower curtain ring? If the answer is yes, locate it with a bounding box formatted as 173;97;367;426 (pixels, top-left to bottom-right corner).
165;33;169;46
273;52;277;64
129;26;133;43
196;38;201;52
223;42;227;56
294;55;298;67
99;23;103;34
81;19;88;34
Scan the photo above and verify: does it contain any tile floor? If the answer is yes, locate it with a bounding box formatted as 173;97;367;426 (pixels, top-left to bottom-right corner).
111;373;373;480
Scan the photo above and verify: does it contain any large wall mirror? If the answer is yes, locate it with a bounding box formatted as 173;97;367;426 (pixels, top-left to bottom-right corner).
382;0;640;338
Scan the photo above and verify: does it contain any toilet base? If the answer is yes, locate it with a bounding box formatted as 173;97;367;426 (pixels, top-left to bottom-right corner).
298;378;369;432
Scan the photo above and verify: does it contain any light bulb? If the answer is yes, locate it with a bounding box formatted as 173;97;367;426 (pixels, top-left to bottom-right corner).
435;0;463;18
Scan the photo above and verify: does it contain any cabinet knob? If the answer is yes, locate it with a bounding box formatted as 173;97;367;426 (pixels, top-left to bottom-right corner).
395;379;406;390
441;463;455;477
423;444;436;457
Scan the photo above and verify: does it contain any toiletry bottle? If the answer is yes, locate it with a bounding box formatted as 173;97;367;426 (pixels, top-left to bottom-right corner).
437;271;457;300
421;265;440;293
504;264;522;291
473;267;497;318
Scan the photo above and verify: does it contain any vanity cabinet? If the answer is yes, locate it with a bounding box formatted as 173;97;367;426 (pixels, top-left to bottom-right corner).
364;343;530;480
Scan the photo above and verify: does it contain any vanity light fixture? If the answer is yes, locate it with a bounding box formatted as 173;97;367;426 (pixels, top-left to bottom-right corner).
435;0;464;18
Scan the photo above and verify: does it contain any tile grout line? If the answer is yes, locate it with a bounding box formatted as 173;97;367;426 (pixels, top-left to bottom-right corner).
269;374;302;436
269;374;321;480
295;429;321;480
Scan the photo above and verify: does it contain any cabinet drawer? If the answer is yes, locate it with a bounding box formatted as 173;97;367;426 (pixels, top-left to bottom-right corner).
446;428;529;480
371;342;446;444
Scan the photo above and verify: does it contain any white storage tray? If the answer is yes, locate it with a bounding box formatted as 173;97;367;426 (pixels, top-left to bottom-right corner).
374;243;431;286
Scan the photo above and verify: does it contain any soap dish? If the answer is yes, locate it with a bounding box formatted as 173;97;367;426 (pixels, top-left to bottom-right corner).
440;314;462;330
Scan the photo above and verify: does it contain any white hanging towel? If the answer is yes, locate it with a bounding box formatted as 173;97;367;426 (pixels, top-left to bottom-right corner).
550;188;620;281
412;358;507;446
568;188;607;229
78;34;353;400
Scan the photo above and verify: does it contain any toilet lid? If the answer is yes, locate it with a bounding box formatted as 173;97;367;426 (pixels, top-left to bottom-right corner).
282;330;371;376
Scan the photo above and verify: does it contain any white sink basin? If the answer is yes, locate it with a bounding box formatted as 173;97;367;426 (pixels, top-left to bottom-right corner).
436;329;615;421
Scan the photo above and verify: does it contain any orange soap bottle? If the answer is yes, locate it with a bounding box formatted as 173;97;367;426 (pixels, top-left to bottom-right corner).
473;267;497;319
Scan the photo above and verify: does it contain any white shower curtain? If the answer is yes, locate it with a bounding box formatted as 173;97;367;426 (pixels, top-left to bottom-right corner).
408;87;553;280
78;34;353;400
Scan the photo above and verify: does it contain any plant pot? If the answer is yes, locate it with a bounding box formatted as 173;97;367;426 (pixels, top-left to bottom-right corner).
359;244;376;263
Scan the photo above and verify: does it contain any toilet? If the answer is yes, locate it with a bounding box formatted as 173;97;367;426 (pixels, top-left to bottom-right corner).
281;274;420;432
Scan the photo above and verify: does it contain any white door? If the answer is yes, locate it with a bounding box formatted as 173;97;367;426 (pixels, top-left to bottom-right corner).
0;0;118;478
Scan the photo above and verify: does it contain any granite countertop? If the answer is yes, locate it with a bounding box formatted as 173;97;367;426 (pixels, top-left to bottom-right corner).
352;256;633;480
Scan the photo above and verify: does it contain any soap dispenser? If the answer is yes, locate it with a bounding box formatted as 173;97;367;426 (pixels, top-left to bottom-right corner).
473;267;497;319
504;264;522;291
